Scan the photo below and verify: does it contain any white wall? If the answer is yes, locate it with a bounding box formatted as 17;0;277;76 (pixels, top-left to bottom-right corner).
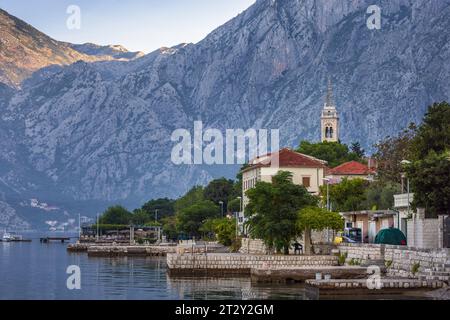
407;216;440;249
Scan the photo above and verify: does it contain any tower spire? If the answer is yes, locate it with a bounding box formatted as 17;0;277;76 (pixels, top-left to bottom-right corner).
326;76;334;107
321;76;340;143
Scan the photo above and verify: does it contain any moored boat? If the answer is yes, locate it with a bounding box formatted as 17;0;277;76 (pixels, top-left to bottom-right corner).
1;232;32;242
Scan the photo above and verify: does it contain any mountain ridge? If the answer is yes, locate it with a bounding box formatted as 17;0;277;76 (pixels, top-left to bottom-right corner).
0;8;143;88
1;0;450;229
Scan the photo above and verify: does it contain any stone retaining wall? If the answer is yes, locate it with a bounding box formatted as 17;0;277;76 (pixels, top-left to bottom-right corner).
239;237;336;255
385;246;449;278
167;253;338;275
87;245;177;256
338;243;450;279
239;238;267;254
337;243;384;265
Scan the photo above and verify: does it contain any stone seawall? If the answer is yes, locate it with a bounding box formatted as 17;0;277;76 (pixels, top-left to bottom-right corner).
338;243;450;281
87;245;177;257
167;253;338;276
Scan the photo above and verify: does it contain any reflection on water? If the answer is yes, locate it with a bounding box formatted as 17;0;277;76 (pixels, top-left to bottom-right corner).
166;276;318;300
0;239;317;300
0;237;431;300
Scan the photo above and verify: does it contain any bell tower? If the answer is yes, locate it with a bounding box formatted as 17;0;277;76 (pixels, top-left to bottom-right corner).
321;78;340;143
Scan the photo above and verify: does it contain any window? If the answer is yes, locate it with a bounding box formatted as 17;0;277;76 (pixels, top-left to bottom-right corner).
302;177;311;188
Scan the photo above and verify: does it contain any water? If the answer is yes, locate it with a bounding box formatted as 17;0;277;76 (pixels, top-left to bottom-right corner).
0;234;432;300
0;234;315;300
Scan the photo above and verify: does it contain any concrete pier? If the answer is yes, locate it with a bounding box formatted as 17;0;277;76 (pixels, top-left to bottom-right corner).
305;278;447;291
251;266;370;283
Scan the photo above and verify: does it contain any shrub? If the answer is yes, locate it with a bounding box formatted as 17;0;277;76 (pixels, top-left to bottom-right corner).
411;262;421;275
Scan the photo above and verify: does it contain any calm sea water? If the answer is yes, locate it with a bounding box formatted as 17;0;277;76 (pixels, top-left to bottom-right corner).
0;233;315;300
0;233;431;300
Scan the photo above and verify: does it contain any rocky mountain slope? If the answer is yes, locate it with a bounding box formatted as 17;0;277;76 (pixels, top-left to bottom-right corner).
0;9;142;88
1;0;449;229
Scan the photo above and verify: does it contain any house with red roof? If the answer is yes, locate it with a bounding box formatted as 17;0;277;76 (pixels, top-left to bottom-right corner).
326;160;376;183
241;147;328;206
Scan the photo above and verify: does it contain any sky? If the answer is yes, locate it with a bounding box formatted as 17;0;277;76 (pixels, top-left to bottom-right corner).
0;0;256;53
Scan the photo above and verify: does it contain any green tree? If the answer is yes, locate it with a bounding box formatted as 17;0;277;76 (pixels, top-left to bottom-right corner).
409;102;450;160
297;141;360;168
161;216;178;241
321;178;368;212
227;198;241;213
203;178;235;211
141;198;175;222
213;218;236;247
131;208;151;226
199;218;218;240
373;124;416;183
99;205;133;225
176;200;220;238
174;186;205;213
350;142;365;158
362;181;401;210
407;151;450;217
297;206;344;255
245;171;317;254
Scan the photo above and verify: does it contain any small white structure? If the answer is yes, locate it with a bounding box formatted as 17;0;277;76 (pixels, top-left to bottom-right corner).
393;193;414;236
407;210;449;249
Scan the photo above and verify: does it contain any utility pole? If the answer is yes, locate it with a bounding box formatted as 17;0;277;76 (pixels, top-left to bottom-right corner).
78;213;81;240
236;197;242;239
96;213;99;241
322;178;331;211
219;201;224;217
155;209;159;223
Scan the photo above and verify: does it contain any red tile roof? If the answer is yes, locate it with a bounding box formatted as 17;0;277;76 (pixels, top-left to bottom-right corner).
242;148;327;172
329;161;376;175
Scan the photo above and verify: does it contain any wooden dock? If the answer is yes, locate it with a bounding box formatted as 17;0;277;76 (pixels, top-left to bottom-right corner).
40;237;71;243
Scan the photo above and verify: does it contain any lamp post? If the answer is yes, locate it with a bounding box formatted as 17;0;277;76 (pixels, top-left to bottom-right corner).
219;201;224;217
78;213;81;240
401;160;412;243
401;160;412;217
96;213;99;241
322;178;331;211
322;178;331;243
236;197;242;238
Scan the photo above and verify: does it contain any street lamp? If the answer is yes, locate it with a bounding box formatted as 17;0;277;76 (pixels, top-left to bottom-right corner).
322;178;331;211
401;160;412;218
96;213;100;241
236;197;242;238
219;201;224;217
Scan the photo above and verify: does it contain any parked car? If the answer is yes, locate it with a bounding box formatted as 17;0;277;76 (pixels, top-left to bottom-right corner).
343;228;362;243
334;228;362;244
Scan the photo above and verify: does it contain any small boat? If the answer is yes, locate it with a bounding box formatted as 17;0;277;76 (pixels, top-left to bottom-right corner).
1;232;32;242
2;232;13;242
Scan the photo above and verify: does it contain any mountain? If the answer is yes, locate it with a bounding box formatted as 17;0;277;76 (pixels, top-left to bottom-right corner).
1;0;450;229
70;43;145;60
0;9;142;88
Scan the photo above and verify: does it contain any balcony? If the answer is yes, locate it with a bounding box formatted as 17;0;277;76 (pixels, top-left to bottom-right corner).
394;193;414;208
